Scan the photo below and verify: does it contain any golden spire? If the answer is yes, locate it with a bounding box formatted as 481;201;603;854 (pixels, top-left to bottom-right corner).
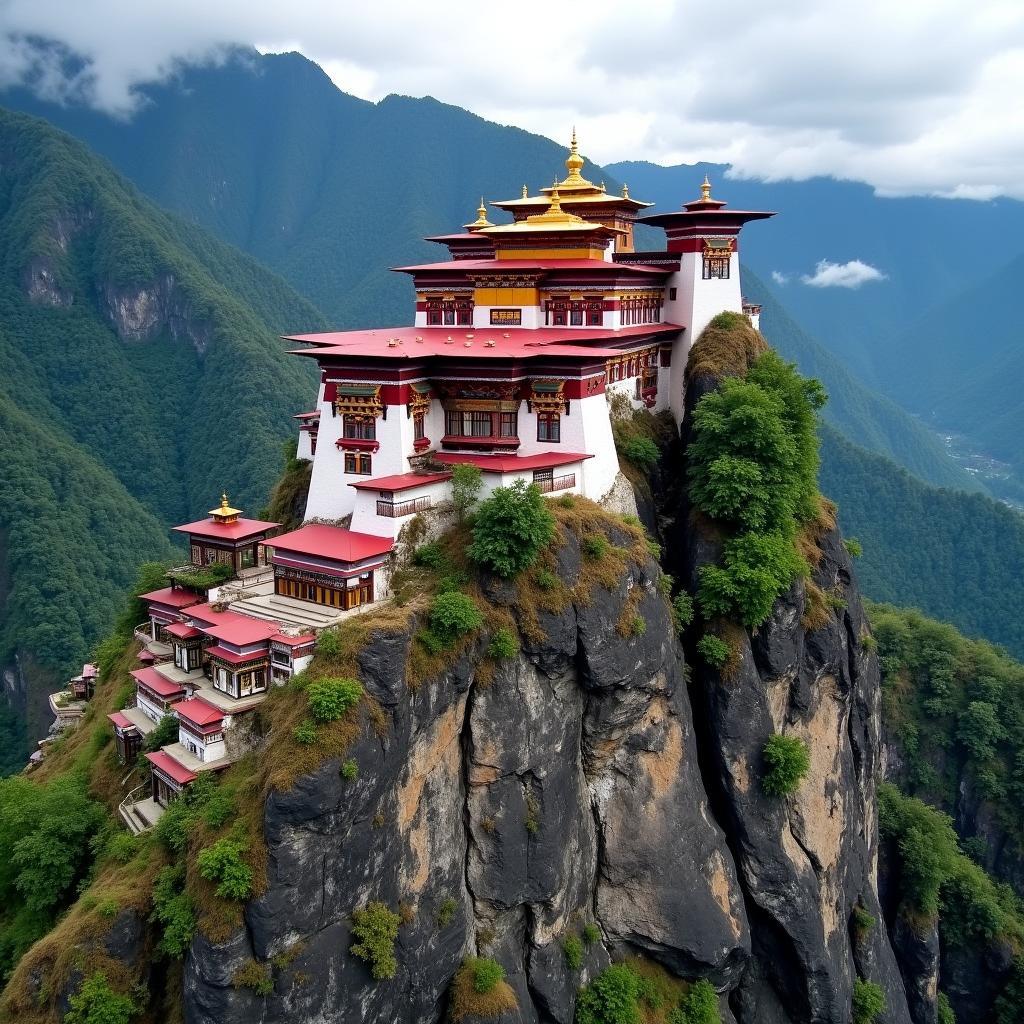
563;126;586;185
700;174;712;203
522;184;529;198
209;492;243;521
464;197;493;230
622;183;630;199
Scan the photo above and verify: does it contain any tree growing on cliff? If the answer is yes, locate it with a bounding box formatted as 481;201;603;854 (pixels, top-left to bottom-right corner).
468;480;555;578
761;734;811;796
350;902;400;980
451;463;483;521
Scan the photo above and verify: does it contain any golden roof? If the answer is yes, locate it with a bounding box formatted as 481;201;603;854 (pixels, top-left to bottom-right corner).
209;493;243;520
463;197;493;230
479;187;623;236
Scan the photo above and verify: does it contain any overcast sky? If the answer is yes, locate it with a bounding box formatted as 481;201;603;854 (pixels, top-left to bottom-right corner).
2;0;1023;200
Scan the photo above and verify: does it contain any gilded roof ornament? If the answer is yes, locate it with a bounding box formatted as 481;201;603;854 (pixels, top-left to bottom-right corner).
463;197;494;230
209;492;243;520
700;174;713;203
522;184;529;198
622;183;630;199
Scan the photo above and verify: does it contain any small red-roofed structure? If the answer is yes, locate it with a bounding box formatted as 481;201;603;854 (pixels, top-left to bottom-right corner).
172;493;280;576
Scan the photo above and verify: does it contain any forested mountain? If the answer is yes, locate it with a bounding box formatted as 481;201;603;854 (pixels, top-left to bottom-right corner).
820;425;1024;659
0;107;325;758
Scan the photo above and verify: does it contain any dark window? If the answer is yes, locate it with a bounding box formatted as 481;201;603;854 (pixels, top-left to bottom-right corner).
537;414;560;442
413;412;425;440
343;416;375;440
344;452;372;475
669;287;677;300
469;411;491;436
426;309;442;326
443;308;456;325
457;307;473;325
570;308;583;326
703;256;730;280
499;412;517;437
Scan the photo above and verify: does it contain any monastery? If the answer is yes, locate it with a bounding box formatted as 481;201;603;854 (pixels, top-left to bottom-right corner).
92;134;773;830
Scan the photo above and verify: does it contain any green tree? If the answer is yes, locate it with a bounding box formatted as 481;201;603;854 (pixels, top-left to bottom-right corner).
350;902;400;980
851;979;885;1024
64;972;138;1024
451;463;483;521
762;735;811;797
468;480;556;578
575;963;642;1024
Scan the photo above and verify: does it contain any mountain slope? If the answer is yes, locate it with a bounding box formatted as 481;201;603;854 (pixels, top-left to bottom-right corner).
743;270;981;493
819;424;1024;658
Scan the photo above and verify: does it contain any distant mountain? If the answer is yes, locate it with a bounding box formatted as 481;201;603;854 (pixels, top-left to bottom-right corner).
608;159;1024;386
0;107;325;754
1;49;623;328
820;424;1024;659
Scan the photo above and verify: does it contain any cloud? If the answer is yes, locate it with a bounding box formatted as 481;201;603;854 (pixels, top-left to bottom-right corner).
771;271;790;286
800;260;887;289
1;1;1024;198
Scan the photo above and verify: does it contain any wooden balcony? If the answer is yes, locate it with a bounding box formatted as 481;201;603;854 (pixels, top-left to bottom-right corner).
534;473;576;494
377;496;432;518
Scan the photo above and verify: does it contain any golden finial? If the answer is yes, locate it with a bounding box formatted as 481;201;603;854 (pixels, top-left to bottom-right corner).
700;174;712;203
549;186;563;213
522;184;529;198
622;183;630;199
464;197;493;230
600;180;606;192
564;126;585;182
209;492;242;521
220;492;229;511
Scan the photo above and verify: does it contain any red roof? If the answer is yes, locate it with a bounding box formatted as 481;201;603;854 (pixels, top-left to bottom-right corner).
285;323;681;362
140;587;202;609
131;667;186;698
137;649;156;664
164;622;203;640
146;750;196;786
172;516;280;542
271;633;315;647
186;603;275;630
293;410;321;420
434;451;593;473
202;616;279;646
262;524;394;564
107;711;134;730
82;663;98;678
350;471;452;492
174;698;223;728
206;644;269;666
391;258;669;275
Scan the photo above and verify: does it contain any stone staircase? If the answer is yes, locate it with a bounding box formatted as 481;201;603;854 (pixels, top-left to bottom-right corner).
227;593;343;630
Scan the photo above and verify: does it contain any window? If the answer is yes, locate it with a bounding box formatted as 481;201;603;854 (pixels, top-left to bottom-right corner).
587;303;602;326
413;411;425;441
499;412;517;437
669;287;677;301
344;452;372;475
426;299;473;325
343;415;375;440
444;409;517;440
703;255;730;279
537;413;560;442
443;307;455;325
469;411;491;436
457;305;473;326
570;308;583;326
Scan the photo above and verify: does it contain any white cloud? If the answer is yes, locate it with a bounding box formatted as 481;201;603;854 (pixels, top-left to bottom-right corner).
771;271;790;286
800;260;887;289
1;1;1024;198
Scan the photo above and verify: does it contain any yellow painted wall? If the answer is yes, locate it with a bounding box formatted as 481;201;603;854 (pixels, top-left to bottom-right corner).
494;247;606;261
473;287;540;306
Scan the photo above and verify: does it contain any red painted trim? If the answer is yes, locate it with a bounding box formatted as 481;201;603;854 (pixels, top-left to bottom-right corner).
335;438;381;452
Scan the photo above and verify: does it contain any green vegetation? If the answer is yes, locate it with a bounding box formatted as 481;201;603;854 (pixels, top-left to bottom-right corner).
424;592;484;650
340;758;358;781
583;535;610;560
436;896;458;928
470;956;505;993
150;863;195;958
575;961;717;1024
671;980;720;1024
165;561;233;591
844;537;863;558
563;934;584;970
196;836;253;902
306;677;363;723
672;593;695;635
451;463;483;521
689;350;825;628
488;627;520;660
413;543;446;570
697;634;730;669
938;993;956;1024
762;735;811;797
582;922;601;947
468;480;556;577
851;980;885;1024
619;436;660;470
349;902;400;981
851;904;876;938
232;959;274;996
64;971;138;1024
293;720;318;745
575;963;642;1024
451;956;518;1020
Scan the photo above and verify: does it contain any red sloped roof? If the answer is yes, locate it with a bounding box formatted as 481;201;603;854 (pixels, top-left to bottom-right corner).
174;698;223;728
82;663;98;678
131;666;186;698
140;587;202;609
349;471;452;492
164;622;203;640
206;644;269;666
433;451;593;473
261;524;393;563
202;617;279;646
185;604;277;631
146;750;196;786
107;711;134;730
270;633;315;647
137;650;157;664
172;516;280;541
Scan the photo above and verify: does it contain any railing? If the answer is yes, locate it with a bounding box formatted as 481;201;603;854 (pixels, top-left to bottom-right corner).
534;473;576;494
134;623;154;644
377;496;432;518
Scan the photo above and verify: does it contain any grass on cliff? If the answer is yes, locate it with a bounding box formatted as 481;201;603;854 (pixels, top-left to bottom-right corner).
263;440;313;531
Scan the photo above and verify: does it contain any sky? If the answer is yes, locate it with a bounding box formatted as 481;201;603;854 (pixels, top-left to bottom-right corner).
1;0;1023;201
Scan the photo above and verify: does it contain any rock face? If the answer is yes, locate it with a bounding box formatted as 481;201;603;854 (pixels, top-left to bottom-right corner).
100;274;212;352
183;534;750;1023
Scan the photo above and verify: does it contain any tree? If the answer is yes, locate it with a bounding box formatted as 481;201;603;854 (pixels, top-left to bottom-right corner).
451;463;483;521
762;735;811;797
64;972;138;1024
468;480;555;578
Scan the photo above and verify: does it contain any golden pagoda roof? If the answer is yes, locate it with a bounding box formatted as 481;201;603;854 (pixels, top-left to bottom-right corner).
479;187;623;236
209;493;243;520
463;197;493;230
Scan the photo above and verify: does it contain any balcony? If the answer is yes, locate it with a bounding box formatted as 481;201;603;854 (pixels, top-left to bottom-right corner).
534;473;576;494
441;434;520;451
377;496;433;518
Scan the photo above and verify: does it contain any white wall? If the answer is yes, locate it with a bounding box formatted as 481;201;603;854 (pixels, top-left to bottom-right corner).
350;478;452;538
296;427;314;461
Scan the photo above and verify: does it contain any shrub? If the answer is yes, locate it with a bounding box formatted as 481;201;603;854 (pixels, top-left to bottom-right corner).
851;904;876;938
340;758;358;781
582;922;601;947
103;830;138;864
583;535;609;560
937;993;956;1024
143;713;181;755
293;719;318;745
575;963;641;1024
471;956;505;993
233;959;274;997
196;836;253;901
98;897;119;918
468;480;556;577
620;435;660;470
452;463;483;520
65;972;138;1024
350;902;400;980
534;568;558;591
852;979;886;1024
151;864;195;958
316;628;340;657
697;634;730;668
488;627;520;659
429;592;484;646
629;615;646;638
437;896;458;928
670;979;720;1024
844;537;863;558
413;542;445;570
451;958;518;1021
563;934;584;970
672;593;695;633
762;735;811;796
307;677;363;722
558;493;576;508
